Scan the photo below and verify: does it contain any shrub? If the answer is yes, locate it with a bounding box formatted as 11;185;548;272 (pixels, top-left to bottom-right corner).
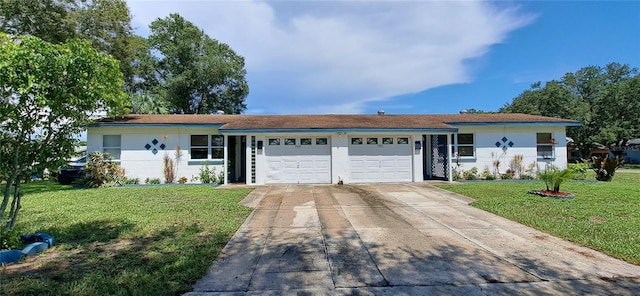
199;164;216;184
145;178;161;184
480;168;494;180
82;152;125;188
538;165;573;193
163;154;175;183
452;170;463;181
124;177;140;185
0;227;21;250
463;167;479;180
591;156;622;181
568;163;590;180
178;177;188;184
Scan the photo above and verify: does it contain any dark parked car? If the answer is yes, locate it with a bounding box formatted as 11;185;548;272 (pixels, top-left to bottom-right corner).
57;156;86;185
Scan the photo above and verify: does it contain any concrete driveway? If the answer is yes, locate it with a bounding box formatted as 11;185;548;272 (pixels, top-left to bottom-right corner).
187;184;640;295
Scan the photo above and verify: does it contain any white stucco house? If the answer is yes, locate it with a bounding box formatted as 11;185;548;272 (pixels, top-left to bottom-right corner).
86;113;580;185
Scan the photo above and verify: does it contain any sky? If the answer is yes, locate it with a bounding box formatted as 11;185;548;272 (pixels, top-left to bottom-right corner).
126;0;640;115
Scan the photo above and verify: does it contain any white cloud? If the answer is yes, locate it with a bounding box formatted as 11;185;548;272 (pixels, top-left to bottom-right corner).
126;0;532;114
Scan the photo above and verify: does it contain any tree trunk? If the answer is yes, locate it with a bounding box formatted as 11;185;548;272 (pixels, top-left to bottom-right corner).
6;182;22;229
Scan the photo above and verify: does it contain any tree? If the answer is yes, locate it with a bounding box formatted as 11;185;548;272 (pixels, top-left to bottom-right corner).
501;63;640;156
137;13;249;114
1;0;137;89
0;33;127;229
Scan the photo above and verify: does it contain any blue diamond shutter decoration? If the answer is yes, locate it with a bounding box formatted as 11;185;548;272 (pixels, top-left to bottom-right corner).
495;141;501;147
502;146;508;152
508;141;514;147
145;143;151;150
502;137;508;143
152;149;158;155
152;139;158;145
160;143;166;150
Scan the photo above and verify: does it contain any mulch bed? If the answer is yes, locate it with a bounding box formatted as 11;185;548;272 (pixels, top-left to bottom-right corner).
528;190;575;199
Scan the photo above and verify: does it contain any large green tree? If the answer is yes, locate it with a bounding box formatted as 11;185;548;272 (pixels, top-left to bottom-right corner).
501;63;640;155
0;33;127;229
0;0;137;89
137;13;249;114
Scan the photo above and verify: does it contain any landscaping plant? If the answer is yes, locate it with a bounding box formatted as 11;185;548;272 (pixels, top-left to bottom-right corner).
82;153;126;188
591;155;622;181
537;166;573;193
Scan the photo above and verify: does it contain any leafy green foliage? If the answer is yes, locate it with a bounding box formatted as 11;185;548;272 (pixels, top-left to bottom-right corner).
0;184;253;295
591;155;623;181
145;178;161;185
568;162;591;180
537;166;573;192
82;153;125;188
198;164;224;184
500;63;640;155
0;0;137;89
135;13;249;114
437;173;640;264
0;226;21;249
0;33;126;229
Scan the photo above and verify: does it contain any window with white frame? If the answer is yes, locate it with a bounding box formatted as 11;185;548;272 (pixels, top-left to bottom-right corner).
456;133;474;157
190;135;224;160
103;135;121;160
536;133;554;158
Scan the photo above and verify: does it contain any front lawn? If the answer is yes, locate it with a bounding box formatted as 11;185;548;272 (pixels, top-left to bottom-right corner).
1;183;254;295
437;173;640;265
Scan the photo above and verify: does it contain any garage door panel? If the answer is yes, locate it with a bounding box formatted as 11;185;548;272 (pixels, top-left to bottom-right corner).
265;138;331;184
349;137;412;183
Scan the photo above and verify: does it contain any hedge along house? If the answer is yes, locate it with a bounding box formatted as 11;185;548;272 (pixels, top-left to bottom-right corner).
87;113;580;185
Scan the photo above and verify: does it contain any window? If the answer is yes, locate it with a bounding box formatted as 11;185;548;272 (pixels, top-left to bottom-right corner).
457;133;474;157
537;133;554;158
103;135;121;160
211;135;224;159
284;138;296;145
316;138;328;145
382;137;393;144
190;134;224;160
397;137;409;144
351;138;363;145
367;138;378;145
269;138;280;145
301;138;312;145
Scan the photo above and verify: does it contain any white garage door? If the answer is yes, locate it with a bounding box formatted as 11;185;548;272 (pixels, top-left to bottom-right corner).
265;137;331;184
349;136;412;183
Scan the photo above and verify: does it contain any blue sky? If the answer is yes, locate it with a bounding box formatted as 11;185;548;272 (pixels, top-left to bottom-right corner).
127;0;640;115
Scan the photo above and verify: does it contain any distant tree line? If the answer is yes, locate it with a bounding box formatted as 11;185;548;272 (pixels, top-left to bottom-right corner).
499;63;639;156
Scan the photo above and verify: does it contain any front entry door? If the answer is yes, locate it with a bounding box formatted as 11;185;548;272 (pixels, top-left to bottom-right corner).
423;135;448;180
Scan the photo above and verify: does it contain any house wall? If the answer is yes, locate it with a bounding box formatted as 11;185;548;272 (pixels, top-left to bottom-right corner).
87;124;570;185
452;125;568;176
87;126;224;183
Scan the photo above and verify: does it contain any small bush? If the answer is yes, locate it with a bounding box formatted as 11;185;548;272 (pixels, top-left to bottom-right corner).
463;167;479;180
145;178;161;184
82;152;125;188
178;177;188;184
124;177;139;185
0;227;21;250
452;170;463;181
199;164;216;184
479;168;493;180
568;163;590;180
519;174;535;180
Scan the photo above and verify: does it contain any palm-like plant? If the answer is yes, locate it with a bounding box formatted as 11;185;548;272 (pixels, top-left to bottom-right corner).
538;165;574;193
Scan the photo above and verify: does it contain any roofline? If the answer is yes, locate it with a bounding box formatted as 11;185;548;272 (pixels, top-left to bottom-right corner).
88;123;226;128
218;128;458;134
446;121;581;127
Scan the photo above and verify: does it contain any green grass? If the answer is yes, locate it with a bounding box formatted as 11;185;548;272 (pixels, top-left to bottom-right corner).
437;173;640;265
1;183;254;295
